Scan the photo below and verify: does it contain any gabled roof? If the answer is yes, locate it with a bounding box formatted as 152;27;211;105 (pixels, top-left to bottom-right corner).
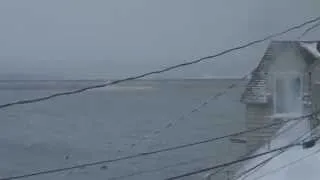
241;41;320;104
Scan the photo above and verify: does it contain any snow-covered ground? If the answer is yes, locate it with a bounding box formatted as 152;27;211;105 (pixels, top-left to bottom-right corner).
235;117;320;180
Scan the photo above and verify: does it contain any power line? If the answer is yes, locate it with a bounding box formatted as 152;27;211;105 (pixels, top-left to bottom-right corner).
180;111;319;180
116;75;247;157
113;80;244;169
0;112;315;180
164;143;297;180
131;75;247;179
108;155;215;180
203;126;287;180
236;138;319;180
299;21;320;39
227;22;320;179
206;22;313;178
1;16;320;110
228;22;320;179
205;123;299;179
234;152;283;180
195;111;317;179
138;101;290;180
225;21;320;180
252;147;320;180
232;127;298;180
140;77;246;144
234;120;316;180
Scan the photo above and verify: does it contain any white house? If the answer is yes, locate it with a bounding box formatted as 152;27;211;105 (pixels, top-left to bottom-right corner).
240;41;320;153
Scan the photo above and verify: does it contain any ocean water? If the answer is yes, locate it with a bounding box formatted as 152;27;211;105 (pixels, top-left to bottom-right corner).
0;79;246;180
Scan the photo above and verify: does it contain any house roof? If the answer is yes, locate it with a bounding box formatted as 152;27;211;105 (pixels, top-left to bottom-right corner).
236;144;320;180
235;120;320;180
241;41;320;104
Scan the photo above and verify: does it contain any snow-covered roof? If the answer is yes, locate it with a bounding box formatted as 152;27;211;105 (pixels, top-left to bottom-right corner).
236;144;320;180
235;118;320;180
300;41;320;59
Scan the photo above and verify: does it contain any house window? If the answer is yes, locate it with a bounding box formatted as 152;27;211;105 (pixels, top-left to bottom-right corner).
274;74;302;114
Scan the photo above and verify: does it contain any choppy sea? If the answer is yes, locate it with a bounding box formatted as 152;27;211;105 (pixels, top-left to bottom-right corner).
0;79;247;180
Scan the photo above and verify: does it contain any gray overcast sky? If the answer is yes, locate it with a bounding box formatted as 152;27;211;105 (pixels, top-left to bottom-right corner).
0;0;319;79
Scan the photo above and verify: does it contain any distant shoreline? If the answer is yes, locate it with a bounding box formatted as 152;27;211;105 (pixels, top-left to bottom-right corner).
0;78;244;82
0;78;246;91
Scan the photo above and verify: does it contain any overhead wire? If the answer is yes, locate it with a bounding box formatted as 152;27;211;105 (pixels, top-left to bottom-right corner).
203;138;275;180
167;110;320;180
199;112;316;179
120;64;250;178
138;74;249;145
164;143;298;180
222;125;299;180
131;73;246;179
1;15;320;180
0;112;317;180
252;147;320;180
117;74;250;179
198;121;304;180
168;126;320;180
233;19;320;180
233;128;320;180
204;18;320;180
113;94;253;180
0;15;320;110
234;120;320;180
233;153;281;180
298;20;320;39
108;154;216;180
0;79;244;180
